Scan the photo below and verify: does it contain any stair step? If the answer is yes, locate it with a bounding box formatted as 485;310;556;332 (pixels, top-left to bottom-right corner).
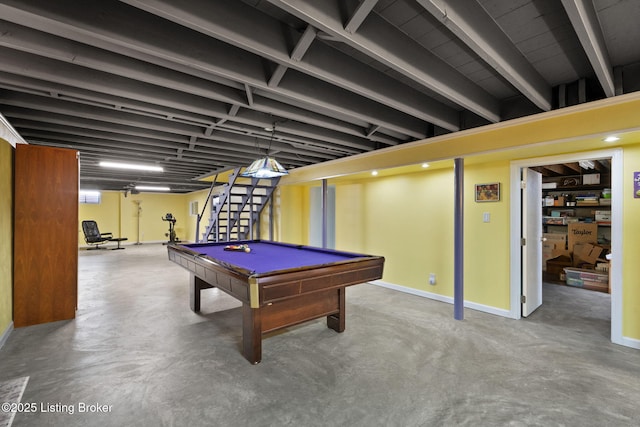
200;171;280;243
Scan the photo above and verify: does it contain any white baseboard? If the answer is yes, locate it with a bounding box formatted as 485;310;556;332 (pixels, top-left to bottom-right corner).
0;321;13;349
618;335;640;350
370;280;512;318
370;280;640;349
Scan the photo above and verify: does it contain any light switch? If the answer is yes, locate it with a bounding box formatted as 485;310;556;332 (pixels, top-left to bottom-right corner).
483;212;490;223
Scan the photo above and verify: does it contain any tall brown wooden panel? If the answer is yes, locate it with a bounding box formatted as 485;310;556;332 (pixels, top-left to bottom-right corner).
14;144;78;327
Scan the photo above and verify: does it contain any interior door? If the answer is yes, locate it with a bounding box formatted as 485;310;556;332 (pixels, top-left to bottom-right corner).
522;168;543;316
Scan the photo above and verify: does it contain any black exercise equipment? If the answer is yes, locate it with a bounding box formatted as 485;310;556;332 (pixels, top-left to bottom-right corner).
162;213;179;244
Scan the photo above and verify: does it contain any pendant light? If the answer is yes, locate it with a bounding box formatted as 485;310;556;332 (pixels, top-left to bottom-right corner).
241;124;288;178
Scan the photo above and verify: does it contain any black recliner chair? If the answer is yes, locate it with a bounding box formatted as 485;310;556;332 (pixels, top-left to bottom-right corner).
82;220;128;250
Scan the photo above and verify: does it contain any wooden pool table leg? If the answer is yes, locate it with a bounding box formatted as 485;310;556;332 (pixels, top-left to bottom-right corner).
242;304;262;364
189;274;213;312
326;287;346;332
189;274;202;312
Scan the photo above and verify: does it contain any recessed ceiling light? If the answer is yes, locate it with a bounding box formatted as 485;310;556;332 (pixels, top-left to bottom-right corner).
135;185;171;191
422;163;430;168
371;170;378;176
100;161;163;172
603;136;620;142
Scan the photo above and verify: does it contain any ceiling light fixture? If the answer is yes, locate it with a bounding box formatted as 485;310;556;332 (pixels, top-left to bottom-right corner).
603;136;620;143
371;170;378;176
579;160;595;170
135;185;171;192
422;163;430;168
100;161;163;172
242;124;288;178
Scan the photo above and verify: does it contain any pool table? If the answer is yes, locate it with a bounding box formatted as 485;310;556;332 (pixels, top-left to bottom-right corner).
167;240;384;364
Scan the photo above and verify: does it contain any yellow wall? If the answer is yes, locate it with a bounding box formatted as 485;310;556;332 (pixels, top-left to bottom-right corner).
183;188;211;243
335;183;366;253
257;187;280;240
463;161;511;309
124;193;189;243
276;149;632;330
78;185;289;247
278;185;309;245
274;93;640;344
622;144;640;339
0;139;13;336
360;169;456;294
292;163;511;309
79;192;190;245
78;191;121;244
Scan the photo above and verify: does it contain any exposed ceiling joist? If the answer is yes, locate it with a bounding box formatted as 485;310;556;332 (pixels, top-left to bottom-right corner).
416;0;551;111
290;24;317;61
0;0;636;192
561;0;615;97
344;0;378;34
266;0;499;123
121;0;461;131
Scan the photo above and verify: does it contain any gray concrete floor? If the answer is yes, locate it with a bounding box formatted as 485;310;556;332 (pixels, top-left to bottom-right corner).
1;244;639;426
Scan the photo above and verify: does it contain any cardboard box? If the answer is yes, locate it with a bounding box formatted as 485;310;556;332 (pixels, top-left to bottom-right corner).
550;209;574;218
542;233;568;270
564;267;609;293
542;242;555;271
582;174;600;185
544;233;567;248
542;241;569;271
546;255;573;282
572;243;605;267
544;216;566;225
567;223;598;250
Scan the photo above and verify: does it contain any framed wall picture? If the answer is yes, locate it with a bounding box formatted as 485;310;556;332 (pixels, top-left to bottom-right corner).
475;182;500;202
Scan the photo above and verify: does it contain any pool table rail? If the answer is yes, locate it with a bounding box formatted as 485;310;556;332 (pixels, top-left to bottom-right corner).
167;241;384;364
168;242;384;308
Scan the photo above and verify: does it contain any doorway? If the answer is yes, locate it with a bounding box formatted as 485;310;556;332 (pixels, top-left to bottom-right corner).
509;148;623;345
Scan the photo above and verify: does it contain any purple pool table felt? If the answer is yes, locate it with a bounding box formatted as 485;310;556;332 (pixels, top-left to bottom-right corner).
182;242;362;274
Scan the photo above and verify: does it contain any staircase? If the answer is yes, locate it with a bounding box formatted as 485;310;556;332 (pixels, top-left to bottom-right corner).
200;168;280;243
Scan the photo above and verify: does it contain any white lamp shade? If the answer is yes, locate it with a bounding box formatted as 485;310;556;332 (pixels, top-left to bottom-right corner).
241;156;288;178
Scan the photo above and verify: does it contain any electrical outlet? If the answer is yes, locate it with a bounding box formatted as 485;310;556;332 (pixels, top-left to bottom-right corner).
429;273;437;285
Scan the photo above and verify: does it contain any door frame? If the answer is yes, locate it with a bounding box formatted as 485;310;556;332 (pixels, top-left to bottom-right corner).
509;148;623;345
